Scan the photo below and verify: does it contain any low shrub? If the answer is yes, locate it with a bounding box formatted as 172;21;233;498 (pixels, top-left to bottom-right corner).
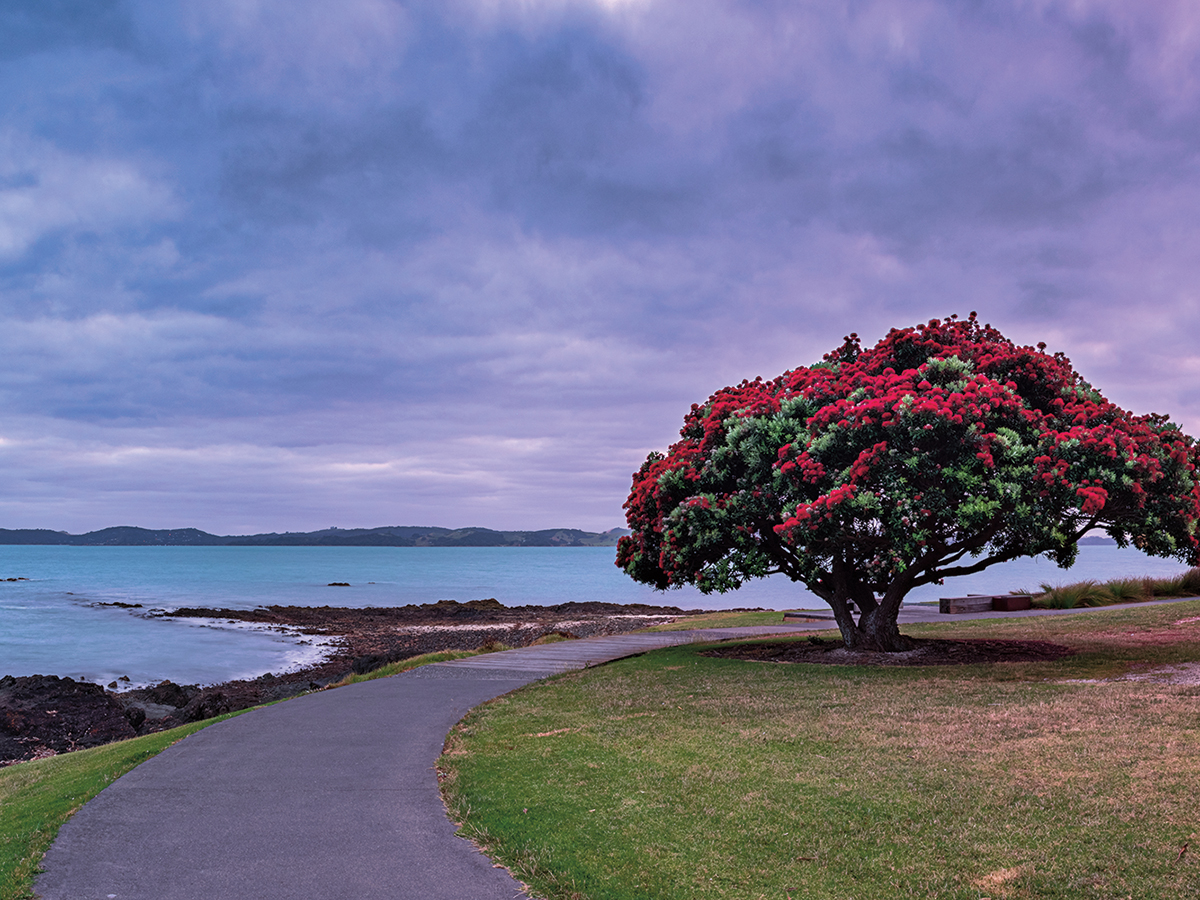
1105;577;1149;603
1181;567;1200;595
1035;568;1200;608
1036;580;1105;608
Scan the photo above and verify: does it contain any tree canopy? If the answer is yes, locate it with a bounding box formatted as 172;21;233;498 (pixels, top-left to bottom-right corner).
617;314;1200;651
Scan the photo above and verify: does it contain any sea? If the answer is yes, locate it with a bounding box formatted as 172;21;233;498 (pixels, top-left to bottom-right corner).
0;544;1191;688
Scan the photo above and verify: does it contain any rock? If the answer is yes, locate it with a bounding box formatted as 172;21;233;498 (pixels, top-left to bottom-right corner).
179;691;235;721
108;680;204;736
114;698;183;724
464;597;503;609
142;680;199;708
1;674;138;765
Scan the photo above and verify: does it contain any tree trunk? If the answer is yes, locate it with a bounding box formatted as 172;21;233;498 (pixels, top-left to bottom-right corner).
826;562;914;652
850;606;914;652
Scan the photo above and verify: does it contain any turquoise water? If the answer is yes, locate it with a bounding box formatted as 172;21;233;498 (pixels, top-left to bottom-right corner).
0;545;1190;687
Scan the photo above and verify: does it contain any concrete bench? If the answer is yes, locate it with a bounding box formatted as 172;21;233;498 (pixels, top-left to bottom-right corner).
939;594;1033;614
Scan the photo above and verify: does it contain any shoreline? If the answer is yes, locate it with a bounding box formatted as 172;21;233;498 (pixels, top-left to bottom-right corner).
2;599;733;765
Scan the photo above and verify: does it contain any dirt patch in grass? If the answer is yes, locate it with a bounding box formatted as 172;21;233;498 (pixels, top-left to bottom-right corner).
1069;618;1200;649
1065;661;1200;686
703;636;1075;666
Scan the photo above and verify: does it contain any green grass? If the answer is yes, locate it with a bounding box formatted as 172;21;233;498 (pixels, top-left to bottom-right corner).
1034;567;1200;608
0;713;246;900
440;600;1200;900
646;610;790;631
330;648;482;686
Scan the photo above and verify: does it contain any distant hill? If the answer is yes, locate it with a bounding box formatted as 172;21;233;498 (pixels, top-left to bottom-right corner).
0;525;631;547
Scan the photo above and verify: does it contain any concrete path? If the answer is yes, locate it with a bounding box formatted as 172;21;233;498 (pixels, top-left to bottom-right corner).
35;625;817;900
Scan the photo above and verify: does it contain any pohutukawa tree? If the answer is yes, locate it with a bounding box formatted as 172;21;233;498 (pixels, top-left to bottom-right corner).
617;314;1200;652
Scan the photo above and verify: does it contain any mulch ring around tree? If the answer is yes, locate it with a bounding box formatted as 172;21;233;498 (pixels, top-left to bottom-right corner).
704;637;1075;666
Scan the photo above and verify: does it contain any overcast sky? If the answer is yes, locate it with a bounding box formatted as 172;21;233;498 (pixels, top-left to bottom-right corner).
1;0;1197;535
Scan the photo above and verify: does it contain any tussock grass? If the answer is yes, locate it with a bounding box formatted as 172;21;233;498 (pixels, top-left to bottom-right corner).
1034;567;1200;609
0;714;243;900
441;600;1200;900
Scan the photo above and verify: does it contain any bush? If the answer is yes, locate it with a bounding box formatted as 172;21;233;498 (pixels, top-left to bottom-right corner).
1180;567;1200;595
1036;581;1105;609
1104;578;1149;603
1035;569;1200;608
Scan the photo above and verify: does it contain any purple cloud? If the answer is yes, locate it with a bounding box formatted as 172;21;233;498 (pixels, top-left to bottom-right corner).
0;0;1197;533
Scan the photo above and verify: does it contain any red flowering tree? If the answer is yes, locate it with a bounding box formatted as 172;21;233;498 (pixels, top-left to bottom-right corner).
617;314;1200;651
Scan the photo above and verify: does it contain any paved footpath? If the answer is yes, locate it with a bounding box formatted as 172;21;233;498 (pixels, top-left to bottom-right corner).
35;625;820;900
37;599;1197;899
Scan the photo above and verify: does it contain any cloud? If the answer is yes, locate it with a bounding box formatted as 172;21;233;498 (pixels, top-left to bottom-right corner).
0;0;1198;532
176;0;414;110
0;133;178;260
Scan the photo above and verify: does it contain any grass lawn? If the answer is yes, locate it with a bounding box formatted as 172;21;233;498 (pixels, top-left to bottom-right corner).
440;600;1200;900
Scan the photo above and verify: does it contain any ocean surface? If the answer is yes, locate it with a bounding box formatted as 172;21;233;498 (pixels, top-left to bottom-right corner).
0;544;1191;688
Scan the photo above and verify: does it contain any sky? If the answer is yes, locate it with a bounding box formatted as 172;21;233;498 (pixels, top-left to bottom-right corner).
1;0;1198;535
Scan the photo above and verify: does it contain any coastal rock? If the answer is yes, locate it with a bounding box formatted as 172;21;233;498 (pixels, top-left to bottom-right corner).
143;680;200;708
0;674;138;765
180;691;236;721
115;680;208;728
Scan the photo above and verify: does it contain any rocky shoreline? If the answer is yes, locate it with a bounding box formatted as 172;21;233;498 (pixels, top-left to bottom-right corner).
1;599;724;766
